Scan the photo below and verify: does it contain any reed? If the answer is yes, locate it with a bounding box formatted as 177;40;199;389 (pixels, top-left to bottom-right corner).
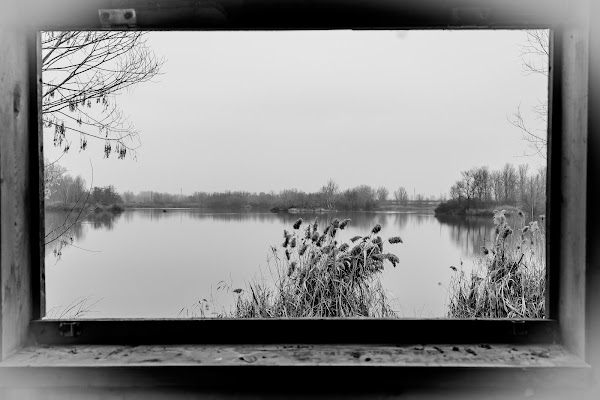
233;218;402;318
447;210;546;318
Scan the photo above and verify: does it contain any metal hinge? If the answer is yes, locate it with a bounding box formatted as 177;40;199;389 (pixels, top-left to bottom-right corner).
58;322;82;338
99;9;137;28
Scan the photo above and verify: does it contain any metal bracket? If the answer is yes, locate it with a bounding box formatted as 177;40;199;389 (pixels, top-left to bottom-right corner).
58;322;82;338
511;320;528;337
99;9;137;28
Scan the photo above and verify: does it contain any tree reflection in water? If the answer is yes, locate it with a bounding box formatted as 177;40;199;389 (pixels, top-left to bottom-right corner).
44;208;541;318
44;210;122;257
45;209;537;261
434;214;545;259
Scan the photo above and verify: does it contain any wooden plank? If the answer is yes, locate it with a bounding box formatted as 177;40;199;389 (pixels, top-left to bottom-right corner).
0;28;36;360
0;344;589;390
2;343;587;368
28;32;45;320
546;28;562;321
24;0;571;31
31;319;559;345
586;0;600;386
555;7;589;358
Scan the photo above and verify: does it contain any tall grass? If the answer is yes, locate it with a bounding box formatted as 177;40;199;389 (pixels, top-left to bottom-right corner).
232;218;403;318
447;210;546;318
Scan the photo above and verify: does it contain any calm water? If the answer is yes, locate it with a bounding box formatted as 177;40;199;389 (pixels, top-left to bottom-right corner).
45;209;504;318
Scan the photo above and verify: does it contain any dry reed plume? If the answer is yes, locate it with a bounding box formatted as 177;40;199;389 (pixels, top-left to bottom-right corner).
447;210;546;318
233;218;403;318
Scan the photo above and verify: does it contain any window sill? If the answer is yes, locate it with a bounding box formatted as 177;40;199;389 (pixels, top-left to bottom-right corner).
0;343;590;391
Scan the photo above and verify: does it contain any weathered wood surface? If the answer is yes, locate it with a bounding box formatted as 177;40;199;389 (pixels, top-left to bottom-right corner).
555;8;590;358
0;28;36;361
2;343;587;368
0;344;590;392
11;0;572;31
30;318;559;345
587;0;600;386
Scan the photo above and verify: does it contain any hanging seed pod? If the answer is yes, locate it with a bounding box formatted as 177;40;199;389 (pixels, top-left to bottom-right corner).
293;218;303;230
388;236;403;244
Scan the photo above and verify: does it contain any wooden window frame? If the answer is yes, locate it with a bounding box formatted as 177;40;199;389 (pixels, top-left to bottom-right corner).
1;0;598;393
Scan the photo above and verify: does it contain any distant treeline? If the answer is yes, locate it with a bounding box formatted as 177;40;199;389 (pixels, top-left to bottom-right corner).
44;161;440;212
122;180;439;211
436;163;546;217
44;159;123;208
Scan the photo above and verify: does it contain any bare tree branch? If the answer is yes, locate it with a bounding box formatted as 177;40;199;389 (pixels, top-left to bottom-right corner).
509;30;549;159
42;31;165;159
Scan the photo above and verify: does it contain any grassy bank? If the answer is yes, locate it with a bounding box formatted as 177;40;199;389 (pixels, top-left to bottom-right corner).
434;199;524;217
447;210;545;318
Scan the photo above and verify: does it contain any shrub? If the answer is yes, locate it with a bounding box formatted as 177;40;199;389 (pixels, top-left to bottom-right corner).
434;199;468;215
447;210;545;318
233;218;403;318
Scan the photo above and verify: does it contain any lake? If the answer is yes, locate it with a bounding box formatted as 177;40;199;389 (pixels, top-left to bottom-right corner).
44;209;514;318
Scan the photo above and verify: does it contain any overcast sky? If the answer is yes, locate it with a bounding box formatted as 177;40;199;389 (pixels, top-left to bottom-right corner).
44;30;548;197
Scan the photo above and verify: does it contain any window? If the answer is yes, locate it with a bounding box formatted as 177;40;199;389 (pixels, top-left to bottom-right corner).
0;0;596;393
42;29;551;320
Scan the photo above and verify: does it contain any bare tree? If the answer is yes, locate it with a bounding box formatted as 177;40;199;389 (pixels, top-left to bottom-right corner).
490;170;504;203
509;30;549;159
517;164;530;205
472;166;491;203
42;31;164;159
501;163;517;204
319;179;339;210
393;187;408;205
376;186;389;203
455;170;477;208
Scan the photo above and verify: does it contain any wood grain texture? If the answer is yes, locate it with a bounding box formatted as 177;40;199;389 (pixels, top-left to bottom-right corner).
0;344;590;392
556;8;590;358
1;343;588;368
28;32;44;321
587;0;600;386
0;28;35;361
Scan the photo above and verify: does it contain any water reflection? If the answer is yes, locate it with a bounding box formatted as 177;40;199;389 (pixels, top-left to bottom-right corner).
435;215;494;258
124;208;409;232
45;211;122;255
43;208;540;318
